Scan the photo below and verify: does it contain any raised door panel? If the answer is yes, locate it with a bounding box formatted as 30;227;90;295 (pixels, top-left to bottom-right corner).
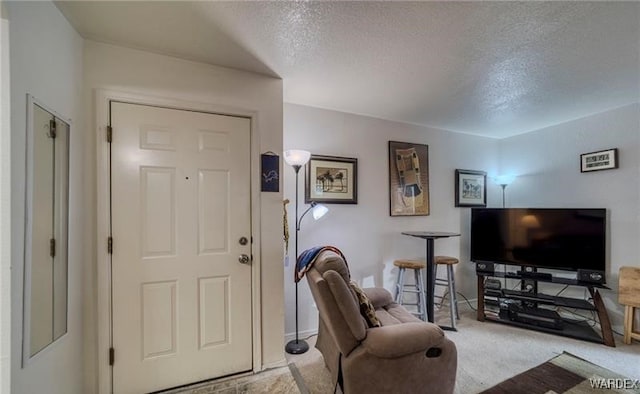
140;167;177;259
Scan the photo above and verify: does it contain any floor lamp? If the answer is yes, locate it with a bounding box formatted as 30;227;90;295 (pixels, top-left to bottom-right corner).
494;174;516;208
494;174;518;288
284;150;329;354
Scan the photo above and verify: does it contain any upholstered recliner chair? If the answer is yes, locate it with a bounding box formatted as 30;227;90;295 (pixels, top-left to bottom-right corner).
306;250;457;394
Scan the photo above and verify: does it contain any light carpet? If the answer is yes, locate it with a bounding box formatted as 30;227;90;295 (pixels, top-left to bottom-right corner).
287;309;639;394
170;310;638;393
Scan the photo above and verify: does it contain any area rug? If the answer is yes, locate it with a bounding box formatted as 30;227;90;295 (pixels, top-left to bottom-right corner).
480;351;640;394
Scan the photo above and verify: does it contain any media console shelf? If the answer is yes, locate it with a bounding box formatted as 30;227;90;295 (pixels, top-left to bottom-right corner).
476;268;615;347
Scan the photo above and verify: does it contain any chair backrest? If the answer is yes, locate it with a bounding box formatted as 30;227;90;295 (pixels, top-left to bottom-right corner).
306;251;367;356
619;266;640;307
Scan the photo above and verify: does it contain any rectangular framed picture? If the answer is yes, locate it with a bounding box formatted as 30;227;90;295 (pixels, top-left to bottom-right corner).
455;169;487;207
305;155;357;204
388;141;429;216
580;148;618;172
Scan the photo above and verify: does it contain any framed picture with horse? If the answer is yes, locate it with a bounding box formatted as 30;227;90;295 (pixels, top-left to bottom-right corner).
305;155;358;204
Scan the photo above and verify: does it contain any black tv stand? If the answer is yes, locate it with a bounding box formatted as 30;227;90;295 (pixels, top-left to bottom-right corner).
476;266;615;347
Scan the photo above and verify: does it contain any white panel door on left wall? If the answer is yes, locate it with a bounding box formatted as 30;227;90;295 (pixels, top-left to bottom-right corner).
110;102;252;393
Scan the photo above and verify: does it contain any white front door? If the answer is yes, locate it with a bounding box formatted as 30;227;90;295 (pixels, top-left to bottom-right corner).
110;102;252;393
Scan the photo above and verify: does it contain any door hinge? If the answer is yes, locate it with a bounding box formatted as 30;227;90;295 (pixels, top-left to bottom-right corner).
109;347;115;366
107;236;113;254
107;125;113;143
50;238;56;258
49;119;57;139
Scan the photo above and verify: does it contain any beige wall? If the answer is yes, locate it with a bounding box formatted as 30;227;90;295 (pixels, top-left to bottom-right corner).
0;3;11;394
283;103;501;339
83;41;285;392
7;2;85;393
499;103;640;334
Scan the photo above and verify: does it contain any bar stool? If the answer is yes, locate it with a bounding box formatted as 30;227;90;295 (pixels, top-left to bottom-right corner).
435;255;460;330
393;259;427;321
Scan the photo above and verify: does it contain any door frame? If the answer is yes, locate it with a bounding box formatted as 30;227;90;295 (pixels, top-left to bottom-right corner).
95;89;263;394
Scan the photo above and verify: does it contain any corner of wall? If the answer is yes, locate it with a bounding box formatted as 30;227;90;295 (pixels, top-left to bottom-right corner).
1;8;12;394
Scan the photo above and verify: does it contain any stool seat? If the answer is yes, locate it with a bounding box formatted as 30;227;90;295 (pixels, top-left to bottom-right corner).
394;259;426;270
435;256;459;265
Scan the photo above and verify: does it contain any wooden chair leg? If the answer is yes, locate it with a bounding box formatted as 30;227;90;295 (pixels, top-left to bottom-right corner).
624;305;633;345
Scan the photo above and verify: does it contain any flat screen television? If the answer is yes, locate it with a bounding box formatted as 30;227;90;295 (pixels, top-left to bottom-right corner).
470;208;606;276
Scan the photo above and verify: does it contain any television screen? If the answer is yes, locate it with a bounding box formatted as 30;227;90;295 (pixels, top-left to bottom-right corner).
470;208;606;273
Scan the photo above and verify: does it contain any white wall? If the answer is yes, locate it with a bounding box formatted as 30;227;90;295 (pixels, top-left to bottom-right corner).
0;3;11;394
83;41;285;391
284;103;500;338
7;2;85;393
499;103;640;333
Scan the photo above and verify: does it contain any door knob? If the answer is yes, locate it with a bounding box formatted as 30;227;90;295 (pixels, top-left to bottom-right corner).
238;254;251;265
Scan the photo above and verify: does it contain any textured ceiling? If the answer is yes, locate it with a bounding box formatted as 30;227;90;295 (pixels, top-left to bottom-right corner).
55;1;640;138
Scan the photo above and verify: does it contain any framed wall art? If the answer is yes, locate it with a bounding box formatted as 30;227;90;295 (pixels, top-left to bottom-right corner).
580;148;618;173
305;155;357;204
455;169;487;207
388;141;429;216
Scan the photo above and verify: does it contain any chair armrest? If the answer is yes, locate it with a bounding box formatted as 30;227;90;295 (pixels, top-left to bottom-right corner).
361;322;445;358
362;287;394;309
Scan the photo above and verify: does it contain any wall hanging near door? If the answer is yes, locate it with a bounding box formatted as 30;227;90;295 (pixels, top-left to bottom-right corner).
23;95;70;365
261;152;280;192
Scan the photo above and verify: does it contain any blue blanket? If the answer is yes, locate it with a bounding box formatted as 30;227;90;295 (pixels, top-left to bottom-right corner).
295;246;346;282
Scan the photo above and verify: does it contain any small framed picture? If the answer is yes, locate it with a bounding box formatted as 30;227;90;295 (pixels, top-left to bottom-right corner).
455;169;487;207
580;148;618;172
305;155;357;204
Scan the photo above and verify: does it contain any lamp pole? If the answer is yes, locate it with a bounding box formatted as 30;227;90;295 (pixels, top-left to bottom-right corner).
285;163;309;354
283;149;312;355
283;150;328;354
495;175;515;208
500;184;507;208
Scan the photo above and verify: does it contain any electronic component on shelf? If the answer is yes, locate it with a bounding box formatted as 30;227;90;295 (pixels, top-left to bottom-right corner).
484;289;502;297
485;278;501;290
475;261;495;275
507;305;564;330
517;271;553;280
